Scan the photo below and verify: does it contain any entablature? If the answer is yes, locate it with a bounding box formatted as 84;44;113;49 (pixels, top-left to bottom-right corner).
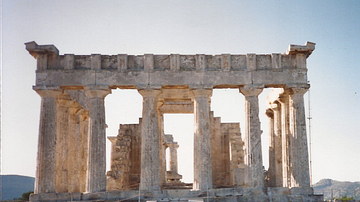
26;41;315;89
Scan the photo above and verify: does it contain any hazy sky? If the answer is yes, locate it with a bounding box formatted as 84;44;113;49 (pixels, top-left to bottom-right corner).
1;0;360;184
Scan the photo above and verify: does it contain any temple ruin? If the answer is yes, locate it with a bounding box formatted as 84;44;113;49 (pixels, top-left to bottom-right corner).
25;41;323;201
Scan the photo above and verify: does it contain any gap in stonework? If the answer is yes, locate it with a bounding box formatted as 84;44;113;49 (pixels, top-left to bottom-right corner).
104;89;143;172
164;114;194;183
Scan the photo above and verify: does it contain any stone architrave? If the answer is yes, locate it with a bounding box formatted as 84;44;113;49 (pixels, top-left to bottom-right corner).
239;85;264;188
289;85;310;188
85;85;111;193
138;89;161;191
55;94;71;193
33;86;62;194
191;88;213;190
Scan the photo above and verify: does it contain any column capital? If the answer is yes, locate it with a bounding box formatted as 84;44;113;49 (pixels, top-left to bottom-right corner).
190;88;212;98
266;108;274;118
286;84;310;96
57;93;72;106
239;84;264;97
271;102;281;111
33;85;62;98
69;102;83;114
80;110;89;121
289;87;309;96
84;85;111;98
138;89;161;97
167;142;179;149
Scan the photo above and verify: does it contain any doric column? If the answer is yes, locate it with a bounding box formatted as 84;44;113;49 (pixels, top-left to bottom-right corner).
85;85;111;193
266;109;275;187
191;88;213;190
79;110;89;193
68;102;82;193
138;89;161;191
272;102;283;187
289;85;310;188
239;85;264;188
33;86;62;194
168;142;179;173
55;94;71;193
158;111;167;185
278;90;291;187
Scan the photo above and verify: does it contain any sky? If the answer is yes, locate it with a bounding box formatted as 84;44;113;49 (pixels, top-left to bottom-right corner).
1;0;360;185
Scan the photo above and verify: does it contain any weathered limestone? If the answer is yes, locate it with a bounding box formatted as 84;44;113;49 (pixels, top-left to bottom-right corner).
138;88;161;191
272;102;283;187
278;89;292;188
226;123;245;187
107;123;142;190
55;94;71;193
85;85;111;193
166;140;183;183
266;100;283;187
33;86;62;194
27;41;320;201
79;110;89;193
240;85;264;188
267;86;311;189
167;142;180;180
67;102;82;193
191;88;213;190
289;85;310;188
266;108;275;187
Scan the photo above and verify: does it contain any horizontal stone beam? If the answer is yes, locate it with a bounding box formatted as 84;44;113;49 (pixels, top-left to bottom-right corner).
35;68;308;88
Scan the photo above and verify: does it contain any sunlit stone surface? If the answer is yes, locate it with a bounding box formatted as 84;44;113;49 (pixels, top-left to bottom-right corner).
26;41;322;201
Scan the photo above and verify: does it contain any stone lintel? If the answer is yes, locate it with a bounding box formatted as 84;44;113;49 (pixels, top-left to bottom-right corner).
137;84;162;91
25;41;59;59
286;41;316;58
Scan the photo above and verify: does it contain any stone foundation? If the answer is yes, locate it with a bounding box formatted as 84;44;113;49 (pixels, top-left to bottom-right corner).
30;187;323;202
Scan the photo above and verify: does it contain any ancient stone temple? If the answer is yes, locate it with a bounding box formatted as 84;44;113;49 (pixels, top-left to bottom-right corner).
26;41;323;201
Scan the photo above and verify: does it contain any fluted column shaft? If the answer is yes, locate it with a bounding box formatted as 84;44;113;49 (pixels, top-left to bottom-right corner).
279;92;291;187
33;86;62;194
158;113;167;185
138;89;161;191
272;103;283;187
85;85;110;193
168;143;179;173
240;85;264;188
55;94;71;193
191;89;213;190
79;111;89;193
68;103;82;193
266;109;275;187
289;87;310;187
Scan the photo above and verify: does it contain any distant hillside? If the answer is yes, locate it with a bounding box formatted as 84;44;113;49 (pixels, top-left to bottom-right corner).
313;179;360;200
1;175;35;200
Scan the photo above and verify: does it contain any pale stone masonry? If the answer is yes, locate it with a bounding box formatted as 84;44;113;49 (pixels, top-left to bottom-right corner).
26;41;322;201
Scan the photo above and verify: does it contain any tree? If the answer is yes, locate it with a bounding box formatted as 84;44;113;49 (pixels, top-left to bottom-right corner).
335;195;354;202
20;191;34;201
